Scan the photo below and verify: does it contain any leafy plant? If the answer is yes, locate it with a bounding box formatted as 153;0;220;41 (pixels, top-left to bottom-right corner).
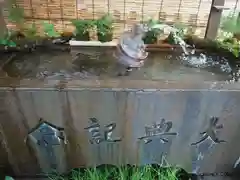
5;176;14;180
7;0;25;37
0;39;16;47
142;19;163;44
115;166;129;180
165;23;187;45
48;165;185;180
0;32;17;47
218;38;240;57
172;23;186;38
95;14;113;42
8;2;24;25
71;19;94;40
23;24;37;39
86;168;112;180
220;12;240;34
217;11;240;57
43;22;60;38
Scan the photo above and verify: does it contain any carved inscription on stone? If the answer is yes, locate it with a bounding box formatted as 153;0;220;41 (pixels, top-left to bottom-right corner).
85;117;121;144
191;117;225;146
138;118;177;144
26;119;66;170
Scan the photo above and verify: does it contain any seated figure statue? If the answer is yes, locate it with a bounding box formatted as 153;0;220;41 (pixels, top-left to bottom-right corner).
115;23;148;69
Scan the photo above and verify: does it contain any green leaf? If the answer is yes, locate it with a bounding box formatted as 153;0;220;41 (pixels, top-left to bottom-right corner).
0;39;8;45
220;11;240;34
142;19;163;44
43;22;60;37
8;41;17;47
5;176;14;180
24;24;37;38
8;4;24;24
71;19;93;36
217;37;240;57
232;49;239;57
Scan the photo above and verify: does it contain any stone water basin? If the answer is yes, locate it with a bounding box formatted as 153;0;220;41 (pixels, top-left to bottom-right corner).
1;47;240;176
0;48;233;82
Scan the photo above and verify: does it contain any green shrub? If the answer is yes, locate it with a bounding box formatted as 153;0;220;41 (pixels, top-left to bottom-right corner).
217;11;240;57
8;0;24;25
71;19;94;41
95;14;113;42
43;22;60;38
142;19;162;44
24;24;37;39
165;23;187;45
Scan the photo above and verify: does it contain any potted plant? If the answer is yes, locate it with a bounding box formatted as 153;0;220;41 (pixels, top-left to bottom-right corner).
71;19;94;41
164;23;187;45
142;19;162;44
95;14;113;42
42;21;60;39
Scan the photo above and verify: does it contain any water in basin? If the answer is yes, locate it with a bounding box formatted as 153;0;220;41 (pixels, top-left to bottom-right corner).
1;49;232;82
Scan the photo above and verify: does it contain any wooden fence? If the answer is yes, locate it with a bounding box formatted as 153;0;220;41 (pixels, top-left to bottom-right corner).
1;0;214;38
0;0;240;39
1;79;240;175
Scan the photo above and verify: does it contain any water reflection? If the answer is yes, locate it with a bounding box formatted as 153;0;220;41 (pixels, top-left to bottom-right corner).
1;50;233;82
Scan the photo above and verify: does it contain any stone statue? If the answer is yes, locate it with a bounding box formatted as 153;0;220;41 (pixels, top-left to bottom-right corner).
115;23;148;69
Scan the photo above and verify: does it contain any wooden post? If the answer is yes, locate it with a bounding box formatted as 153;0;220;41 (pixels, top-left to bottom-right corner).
205;0;225;40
